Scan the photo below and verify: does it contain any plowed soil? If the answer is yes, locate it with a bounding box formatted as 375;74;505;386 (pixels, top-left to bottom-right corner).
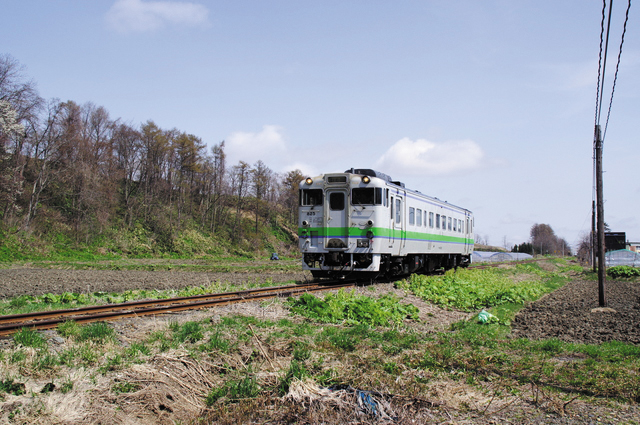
511;277;640;345
0;269;311;299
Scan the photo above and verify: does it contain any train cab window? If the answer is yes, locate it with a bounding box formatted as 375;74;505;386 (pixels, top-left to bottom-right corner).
435;214;440;229
448;217;452;231
416;209;422;226
409;207;415;225
395;199;401;223
352;188;382;205
300;189;323;206
429;212;434;228
329;193;345;210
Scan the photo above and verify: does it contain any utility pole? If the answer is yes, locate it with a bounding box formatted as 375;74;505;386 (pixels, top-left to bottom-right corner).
591;200;596;271
595;125;606;307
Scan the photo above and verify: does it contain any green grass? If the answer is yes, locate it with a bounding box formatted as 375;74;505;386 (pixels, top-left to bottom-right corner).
409;314;640;402
12;327;47;349
206;369;261;405
76;322;116;342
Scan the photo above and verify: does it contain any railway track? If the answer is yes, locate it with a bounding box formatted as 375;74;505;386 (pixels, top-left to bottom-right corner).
0;281;356;337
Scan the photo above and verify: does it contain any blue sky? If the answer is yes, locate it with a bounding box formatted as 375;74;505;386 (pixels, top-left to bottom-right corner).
3;0;639;249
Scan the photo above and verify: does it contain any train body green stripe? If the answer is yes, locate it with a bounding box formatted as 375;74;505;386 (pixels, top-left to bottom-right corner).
298;227;474;245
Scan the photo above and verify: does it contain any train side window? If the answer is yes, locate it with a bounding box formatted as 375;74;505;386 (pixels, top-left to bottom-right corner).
390;197;394;218
453;218;457;232
384;189;389;207
329;193;344;210
395;199;401;223
416;209;422;226
448;217;452;230
441;215;446;230
429;212;434;228
459;219;463;233
435;214;440;229
409;207;415;225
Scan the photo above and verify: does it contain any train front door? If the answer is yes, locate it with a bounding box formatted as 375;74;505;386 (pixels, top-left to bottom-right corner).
325;190;348;249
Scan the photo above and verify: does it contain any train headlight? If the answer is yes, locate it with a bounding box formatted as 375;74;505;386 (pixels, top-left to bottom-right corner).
302;220;309;226
305;177;313;185
362;176;370;184
367;220;374;227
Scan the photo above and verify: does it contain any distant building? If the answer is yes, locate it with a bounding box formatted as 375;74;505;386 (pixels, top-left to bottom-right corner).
628;242;640;253
605;232;626;252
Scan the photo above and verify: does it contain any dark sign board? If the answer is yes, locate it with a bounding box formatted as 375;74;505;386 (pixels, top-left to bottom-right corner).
605;232;626;251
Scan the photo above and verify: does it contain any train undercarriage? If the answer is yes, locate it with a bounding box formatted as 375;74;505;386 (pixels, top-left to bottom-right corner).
303;252;471;279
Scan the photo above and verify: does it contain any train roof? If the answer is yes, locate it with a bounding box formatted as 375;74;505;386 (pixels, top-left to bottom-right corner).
342;168;471;214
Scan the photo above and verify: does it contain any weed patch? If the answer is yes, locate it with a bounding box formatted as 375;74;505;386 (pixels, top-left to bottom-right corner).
288;290;418;326
400;268;560;311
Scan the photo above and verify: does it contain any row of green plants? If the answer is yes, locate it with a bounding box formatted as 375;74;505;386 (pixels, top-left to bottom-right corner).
399;262;569;312
607;265;640;278
0;278;298;316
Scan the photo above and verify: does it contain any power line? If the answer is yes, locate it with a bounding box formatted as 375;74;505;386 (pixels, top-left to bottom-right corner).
603;0;632;140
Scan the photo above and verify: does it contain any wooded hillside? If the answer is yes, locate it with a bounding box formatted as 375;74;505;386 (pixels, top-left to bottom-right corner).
0;54;302;258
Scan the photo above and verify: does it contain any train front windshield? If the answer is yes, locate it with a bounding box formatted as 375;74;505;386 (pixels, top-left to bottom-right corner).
300;189;323;206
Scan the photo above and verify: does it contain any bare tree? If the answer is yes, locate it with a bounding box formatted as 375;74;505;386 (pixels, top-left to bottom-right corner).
113;122;142;227
21;99;65;229
230;161;250;242
0;55;42;224
280;169;304;225
251;160;272;232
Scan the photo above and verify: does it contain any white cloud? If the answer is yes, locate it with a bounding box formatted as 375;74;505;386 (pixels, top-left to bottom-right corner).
226;125;288;168
106;0;209;33
375;137;485;176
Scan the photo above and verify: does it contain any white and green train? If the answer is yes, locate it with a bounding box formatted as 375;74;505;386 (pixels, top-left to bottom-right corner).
298;168;474;278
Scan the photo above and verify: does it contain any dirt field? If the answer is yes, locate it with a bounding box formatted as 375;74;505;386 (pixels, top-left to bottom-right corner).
0;268;312;299
511;277;640;345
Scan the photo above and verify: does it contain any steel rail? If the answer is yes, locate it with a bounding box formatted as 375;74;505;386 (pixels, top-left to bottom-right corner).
0;281;355;337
